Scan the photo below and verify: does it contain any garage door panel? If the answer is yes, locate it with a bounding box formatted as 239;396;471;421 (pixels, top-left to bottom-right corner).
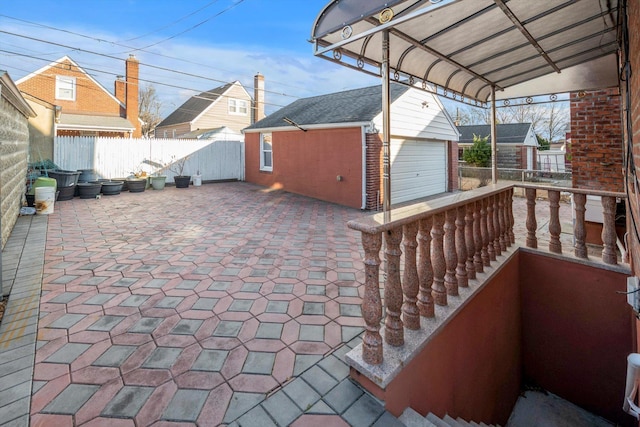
390;138;446;205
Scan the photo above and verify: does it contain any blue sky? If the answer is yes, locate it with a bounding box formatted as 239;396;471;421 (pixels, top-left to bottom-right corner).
0;0;379;116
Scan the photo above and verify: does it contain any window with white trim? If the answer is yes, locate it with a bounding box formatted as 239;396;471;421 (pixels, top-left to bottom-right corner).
260;133;273;172
55;76;76;101
229;98;248;115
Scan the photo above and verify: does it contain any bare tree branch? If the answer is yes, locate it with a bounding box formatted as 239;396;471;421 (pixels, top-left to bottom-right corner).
139;84;163;138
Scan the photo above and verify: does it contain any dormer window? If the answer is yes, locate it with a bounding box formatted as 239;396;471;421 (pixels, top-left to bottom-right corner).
229;98;248;115
55;76;76;101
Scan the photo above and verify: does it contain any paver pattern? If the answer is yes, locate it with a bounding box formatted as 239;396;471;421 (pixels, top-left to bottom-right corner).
30;182;373;426
0;182;576;426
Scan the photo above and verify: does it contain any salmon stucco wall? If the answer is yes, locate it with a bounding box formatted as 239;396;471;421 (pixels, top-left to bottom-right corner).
519;251;634;426
354;252;522;425
245;128;364;209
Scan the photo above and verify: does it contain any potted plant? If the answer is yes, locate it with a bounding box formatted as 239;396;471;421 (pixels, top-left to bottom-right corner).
126;170;148;193
169;155;191;188
150;173;167;190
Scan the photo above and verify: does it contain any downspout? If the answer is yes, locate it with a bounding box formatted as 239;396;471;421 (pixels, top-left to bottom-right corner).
361;125;367;210
490;85;498;184
382;29;391;219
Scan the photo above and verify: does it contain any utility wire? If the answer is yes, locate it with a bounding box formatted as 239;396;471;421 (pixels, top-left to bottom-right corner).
0;13;318;94
0;30;299;100
117;0;221;43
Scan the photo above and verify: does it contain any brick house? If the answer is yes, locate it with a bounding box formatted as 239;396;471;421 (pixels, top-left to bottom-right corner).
457;123;538;169
244;83;459;209
17;55;140;138
0;71;36;252
155;73;264;138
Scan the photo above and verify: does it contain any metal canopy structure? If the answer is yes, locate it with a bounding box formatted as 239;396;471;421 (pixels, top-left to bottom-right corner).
311;0;622;215
311;0;620;105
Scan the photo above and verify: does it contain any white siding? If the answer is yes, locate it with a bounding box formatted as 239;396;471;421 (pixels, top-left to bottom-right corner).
390;138;446;205
54;136;244;182
373;87;460;141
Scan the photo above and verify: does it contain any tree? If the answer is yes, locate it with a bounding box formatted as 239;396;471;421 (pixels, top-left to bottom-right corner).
536;134;550;151
463;134;492;167
139;84;163;137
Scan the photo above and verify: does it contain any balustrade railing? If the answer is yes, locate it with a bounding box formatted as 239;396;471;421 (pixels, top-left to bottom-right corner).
348;184;514;365
348;183;627;366
516;184;627;265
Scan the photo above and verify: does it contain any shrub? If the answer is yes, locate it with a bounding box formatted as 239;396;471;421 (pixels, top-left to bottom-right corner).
462;134;491;167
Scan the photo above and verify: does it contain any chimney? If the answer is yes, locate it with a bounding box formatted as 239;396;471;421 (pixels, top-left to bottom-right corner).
114;75;125;104
253;73;265;123
125;54;141;138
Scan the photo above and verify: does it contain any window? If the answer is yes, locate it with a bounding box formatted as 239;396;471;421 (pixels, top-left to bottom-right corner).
229;98;248;115
55;76;76;101
260;133;273;171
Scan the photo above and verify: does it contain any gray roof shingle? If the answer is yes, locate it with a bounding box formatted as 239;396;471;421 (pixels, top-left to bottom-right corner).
157;82;234;127
58;113;135;130
457;123;532;144
245;83;410;131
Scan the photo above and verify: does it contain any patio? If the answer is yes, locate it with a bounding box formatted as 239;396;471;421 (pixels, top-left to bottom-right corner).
0;181;576;426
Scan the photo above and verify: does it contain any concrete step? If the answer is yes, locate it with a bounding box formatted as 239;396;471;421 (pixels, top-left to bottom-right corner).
399;408;437;427
506;391;614;426
399;407;500;427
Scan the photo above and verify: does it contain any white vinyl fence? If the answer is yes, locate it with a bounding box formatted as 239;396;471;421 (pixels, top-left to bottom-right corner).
54;137;244;183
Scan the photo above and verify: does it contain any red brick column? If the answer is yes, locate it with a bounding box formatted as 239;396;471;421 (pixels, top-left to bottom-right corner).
570;88;623;192
365;133;383;210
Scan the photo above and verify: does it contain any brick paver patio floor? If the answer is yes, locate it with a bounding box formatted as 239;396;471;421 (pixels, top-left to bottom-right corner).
29;182;380;426
0;182;576;426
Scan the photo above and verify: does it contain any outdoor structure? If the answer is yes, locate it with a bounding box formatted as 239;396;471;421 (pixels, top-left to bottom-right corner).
310;0;639;425
457;123;537;169
0;71;36;250
16;55;141;140
244;83;459;209
155;74;262;137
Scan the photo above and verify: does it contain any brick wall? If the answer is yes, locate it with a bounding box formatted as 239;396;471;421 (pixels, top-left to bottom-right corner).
0;96;29;249
626;0;640;274
18;58;122;117
448;140;459;192
570;88;624;192
365;133;382;210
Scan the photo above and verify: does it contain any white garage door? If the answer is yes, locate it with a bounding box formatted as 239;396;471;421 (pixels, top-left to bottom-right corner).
390;138;447;205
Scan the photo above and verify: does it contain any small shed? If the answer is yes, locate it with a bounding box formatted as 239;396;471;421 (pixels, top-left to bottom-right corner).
244;83;459;210
457;123;538;170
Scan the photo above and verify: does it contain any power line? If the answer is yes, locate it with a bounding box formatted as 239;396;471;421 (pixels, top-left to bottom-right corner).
0;12;319;94
0;29;300;101
1;50;290;113
117;0;222;43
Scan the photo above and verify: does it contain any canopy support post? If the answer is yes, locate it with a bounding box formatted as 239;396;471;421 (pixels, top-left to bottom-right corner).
490;85;498;184
382;29;391;219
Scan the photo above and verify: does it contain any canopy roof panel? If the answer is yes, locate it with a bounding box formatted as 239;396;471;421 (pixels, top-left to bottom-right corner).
311;0;620;104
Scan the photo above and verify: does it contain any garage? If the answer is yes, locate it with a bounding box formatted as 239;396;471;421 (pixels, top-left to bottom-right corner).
390;138;447;205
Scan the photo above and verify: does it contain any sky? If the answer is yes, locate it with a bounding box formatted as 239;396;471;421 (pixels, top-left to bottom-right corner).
0;0;380;117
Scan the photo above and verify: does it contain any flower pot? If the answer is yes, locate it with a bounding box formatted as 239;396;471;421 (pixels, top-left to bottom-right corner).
151;176;167;190
57;185;76;201
174;176;191;188
126;178;147;193
48;170;81;188
77;182;102;199
77;169;96;183
99;181;124;196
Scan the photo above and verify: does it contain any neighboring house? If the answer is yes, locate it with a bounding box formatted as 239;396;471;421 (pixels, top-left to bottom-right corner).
457;123;538;170
16;55;140;139
244;83;459;210
155;73;264;137
0;71;36;252
179;126;244;141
